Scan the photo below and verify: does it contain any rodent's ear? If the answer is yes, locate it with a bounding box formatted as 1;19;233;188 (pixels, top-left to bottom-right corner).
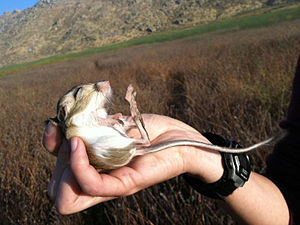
58;106;67;122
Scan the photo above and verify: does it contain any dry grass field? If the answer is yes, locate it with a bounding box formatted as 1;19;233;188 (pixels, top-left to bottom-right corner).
0;19;300;225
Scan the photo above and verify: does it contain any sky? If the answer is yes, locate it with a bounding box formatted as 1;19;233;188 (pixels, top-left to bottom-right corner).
0;0;39;15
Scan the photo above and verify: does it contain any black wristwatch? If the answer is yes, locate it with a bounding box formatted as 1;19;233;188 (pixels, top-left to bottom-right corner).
183;132;251;200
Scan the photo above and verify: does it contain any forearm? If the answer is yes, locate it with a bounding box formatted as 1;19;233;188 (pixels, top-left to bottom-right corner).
224;172;290;225
185;147;290;225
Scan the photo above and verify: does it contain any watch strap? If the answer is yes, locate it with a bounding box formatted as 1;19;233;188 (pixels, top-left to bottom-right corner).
183;133;251;199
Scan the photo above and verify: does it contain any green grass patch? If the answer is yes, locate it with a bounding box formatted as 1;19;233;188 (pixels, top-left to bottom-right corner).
1;3;300;77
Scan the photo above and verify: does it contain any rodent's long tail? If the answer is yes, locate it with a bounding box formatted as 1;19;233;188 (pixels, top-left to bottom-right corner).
136;130;287;155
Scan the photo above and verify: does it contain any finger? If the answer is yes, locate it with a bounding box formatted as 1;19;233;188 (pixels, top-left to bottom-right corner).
69;137;143;197
42;122;63;155
55;167;114;215
70;137;185;197
48;139;69;200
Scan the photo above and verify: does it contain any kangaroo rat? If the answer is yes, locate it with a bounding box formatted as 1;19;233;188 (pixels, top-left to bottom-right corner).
47;81;286;170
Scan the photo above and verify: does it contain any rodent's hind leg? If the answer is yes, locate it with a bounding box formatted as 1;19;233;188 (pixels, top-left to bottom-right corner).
125;84;150;146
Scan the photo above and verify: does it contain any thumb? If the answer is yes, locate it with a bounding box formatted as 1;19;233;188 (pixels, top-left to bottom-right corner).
70;137;92;169
69;137;104;195
69;137;139;197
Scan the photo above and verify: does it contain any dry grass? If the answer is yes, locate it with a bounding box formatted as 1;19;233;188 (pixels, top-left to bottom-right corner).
0;19;300;225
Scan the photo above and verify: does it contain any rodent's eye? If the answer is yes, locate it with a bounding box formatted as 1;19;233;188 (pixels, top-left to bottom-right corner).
73;87;81;99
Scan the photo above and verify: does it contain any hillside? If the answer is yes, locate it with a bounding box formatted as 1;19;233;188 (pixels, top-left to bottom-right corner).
0;0;293;67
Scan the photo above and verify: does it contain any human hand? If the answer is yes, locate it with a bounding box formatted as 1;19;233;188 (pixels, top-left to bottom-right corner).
42;114;223;214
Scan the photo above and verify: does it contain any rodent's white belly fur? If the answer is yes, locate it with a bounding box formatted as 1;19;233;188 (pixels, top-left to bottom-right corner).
76;126;136;157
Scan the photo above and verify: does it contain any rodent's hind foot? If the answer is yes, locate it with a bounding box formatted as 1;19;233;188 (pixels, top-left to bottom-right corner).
125;84;151;144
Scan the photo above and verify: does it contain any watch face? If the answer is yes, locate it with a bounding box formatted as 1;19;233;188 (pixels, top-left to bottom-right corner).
239;154;251;181
240;168;250;181
224;152;251;187
232;153;251;182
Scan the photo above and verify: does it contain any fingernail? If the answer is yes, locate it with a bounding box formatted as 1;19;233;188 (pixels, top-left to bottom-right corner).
45;123;56;136
71;138;78;152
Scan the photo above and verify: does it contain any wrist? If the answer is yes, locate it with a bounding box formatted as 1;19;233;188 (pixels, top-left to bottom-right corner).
182;133;252;200
183;146;224;183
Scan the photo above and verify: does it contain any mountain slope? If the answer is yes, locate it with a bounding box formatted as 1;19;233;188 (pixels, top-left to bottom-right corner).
0;0;292;67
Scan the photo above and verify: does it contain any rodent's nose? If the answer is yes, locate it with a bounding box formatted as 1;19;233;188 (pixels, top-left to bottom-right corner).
95;81;110;91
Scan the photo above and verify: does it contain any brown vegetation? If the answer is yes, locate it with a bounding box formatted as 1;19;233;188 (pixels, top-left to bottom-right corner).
0;19;300;225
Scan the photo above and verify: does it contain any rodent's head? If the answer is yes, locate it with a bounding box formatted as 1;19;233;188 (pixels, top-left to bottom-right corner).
56;81;112;124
